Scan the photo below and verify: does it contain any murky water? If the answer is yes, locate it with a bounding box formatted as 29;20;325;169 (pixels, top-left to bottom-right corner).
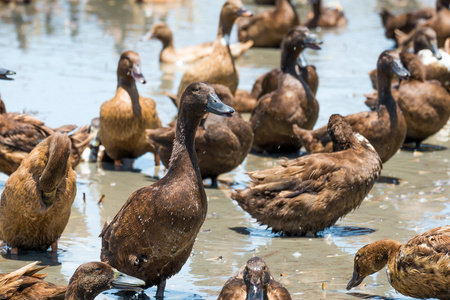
0;0;448;299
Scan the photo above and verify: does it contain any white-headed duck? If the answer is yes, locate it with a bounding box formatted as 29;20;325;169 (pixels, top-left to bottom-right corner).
218;257;292;300
99;50;162;169
237;0;299;48
100;82;234;298
347;225;450;300
250;26;321;154
143;22;253;64
146;84;253;188
233;114;381;236
295;50;409;163
304;0;347;29
174;0;253;105
0;261;145;300
0;132;76;254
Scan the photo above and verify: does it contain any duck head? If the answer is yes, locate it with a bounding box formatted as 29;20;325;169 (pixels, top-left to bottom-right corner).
142;22;173;47
117;51;146;84
67;262;145;299
327;114;355;151
413;27;442;60
219;0;253;40
281;27;322;72
243;257;271;300
0;68;15;80
378;50;410;81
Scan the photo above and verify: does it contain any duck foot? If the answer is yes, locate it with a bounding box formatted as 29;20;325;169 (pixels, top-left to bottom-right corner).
376;176;401;185
210;177;218;189
401;143;447;152
51;241;58;252
155;280;166;299
154;153;160;166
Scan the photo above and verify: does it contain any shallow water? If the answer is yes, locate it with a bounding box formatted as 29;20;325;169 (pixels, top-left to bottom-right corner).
0;0;448;299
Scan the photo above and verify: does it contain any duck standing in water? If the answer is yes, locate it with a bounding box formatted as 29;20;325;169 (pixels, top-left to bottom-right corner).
100;82;234;298
295;50;409;163
99;50;161;169
304;0;347;29
233;114;381;236
0;261;145;300
250;26;321;154
218;257;292;300
347;225;450;300
0;133;76;254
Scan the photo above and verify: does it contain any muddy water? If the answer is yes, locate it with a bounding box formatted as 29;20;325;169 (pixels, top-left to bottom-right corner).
0;0;448;299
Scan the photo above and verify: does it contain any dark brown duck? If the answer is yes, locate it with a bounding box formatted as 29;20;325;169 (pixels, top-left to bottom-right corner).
304;0;347;29
100;82;234;298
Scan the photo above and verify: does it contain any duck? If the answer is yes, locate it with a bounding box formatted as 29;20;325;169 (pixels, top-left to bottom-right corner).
99;50;162;169
0;261;145;300
237;0;299;48
304;0;347;29
413;2;450;48
234;53;319;113
294;50;409;163
100;82;234;298
218;257;292;300
0;99;93;175
146;84;253;188
232;114;382;236
174;0;253;105
0;132;76;254
250;26;321;154
143;22;253;64
346;225;450;300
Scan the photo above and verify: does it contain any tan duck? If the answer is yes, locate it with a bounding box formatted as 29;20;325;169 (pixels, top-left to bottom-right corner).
0;99;93;175
295;50;409;163
99;50;162;169
174;0;253;105
218;257;292;300
143;22;253;63
250;26;321;154
0;132;76;254
100;82;234;298
0;261;145;300
146;84;253;188
232;114;381;236
237;0;299;48
304;0;347;29
347;226;450;300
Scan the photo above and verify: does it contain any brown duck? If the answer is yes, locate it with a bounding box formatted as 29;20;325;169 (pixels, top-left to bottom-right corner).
99;50;162;169
304;0;347;29
0;132;76;254
233;114;381;236
100;82;234;298
174;0;253;105
295;50;409;163
250;26;321;154
146;84;253;188
144;22;253;63
218;257;292;300
0;261;145;300
237;0;299;48
347;225;450;300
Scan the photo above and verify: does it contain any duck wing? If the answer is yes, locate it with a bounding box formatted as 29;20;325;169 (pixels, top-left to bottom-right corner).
405;226;450;255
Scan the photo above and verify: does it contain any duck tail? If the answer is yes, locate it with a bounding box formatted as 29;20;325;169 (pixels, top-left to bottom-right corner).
68;125;95;167
53;124;77;133
230;40;254;58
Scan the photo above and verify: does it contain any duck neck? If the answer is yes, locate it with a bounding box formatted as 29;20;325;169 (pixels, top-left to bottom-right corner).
217;10;235;43
377;68;396;112
281;49;314;100
117;72;141;115
161;32;175;50
311;0;322;24
376;239;402;270
65;281;102;300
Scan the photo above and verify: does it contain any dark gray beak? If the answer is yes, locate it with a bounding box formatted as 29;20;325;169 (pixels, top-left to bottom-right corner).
131;64;146;84
346;270;365;290
237;7;253;17
111;268;146;292
392;58;410;81
0;68;16;80
429;42;442;60
206;93;234;117
303;33;323;50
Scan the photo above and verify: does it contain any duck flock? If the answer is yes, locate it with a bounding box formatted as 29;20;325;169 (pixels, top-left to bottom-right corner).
0;0;449;299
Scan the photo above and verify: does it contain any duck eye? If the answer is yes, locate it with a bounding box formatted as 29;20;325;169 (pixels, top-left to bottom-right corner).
192;88;199;92
95;267;102;273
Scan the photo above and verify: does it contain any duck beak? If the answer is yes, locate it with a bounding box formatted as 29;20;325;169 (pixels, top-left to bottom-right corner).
206;93;234;117
247;281;264;300
346;270;365;290
111;268;146;292
237;7;253;17
303;33;323;50
429;42;442;60
297;53;308;68
131;64;146;84
0;68;16;80
391;58;410;81
141;30;154;41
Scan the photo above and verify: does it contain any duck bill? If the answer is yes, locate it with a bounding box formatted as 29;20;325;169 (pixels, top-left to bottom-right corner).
297;53;308;68
429;42;442;60
206;93;234;117
303;33;323;50
346;270;365;290
391;58;410;81
0;68;16;80
112;269;146;292
131;64;146;84
247;283;264;300
141;30;154;42
237;7;253;17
